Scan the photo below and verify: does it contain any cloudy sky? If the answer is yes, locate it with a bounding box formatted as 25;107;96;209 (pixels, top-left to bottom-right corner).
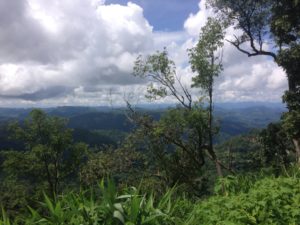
0;0;287;107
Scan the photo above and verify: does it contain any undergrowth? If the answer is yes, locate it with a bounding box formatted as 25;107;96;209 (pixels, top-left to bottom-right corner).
1;172;300;225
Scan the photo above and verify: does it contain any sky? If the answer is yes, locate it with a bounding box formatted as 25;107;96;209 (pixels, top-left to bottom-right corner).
0;0;288;107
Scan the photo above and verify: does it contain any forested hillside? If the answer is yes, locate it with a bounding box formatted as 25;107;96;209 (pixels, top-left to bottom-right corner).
0;104;285;150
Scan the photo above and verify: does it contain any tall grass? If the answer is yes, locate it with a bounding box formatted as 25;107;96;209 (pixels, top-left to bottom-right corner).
0;208;11;225
2;179;191;225
2;174;300;224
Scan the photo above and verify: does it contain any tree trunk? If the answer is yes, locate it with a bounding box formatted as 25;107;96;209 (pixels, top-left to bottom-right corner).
293;138;300;164
227;142;233;170
208;57;225;194
208;93;223;178
44;158;55;198
279;55;300;164
286;73;300;164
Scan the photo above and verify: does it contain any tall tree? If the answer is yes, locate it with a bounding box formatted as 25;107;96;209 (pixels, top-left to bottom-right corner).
132;50;209;192
189;17;225;177
189;18;224;176
126;103;212;193
259;123;294;172
132;31;232;193
9;109;88;196
209;0;300;162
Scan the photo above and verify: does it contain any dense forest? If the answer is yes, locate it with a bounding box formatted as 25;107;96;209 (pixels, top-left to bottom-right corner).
1;0;300;224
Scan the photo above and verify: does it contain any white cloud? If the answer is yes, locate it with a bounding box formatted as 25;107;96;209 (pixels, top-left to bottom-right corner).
0;0;154;104
184;0;214;37
0;0;288;106
179;0;287;103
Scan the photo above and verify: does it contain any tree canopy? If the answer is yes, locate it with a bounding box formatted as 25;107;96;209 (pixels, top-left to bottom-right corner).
209;0;300;162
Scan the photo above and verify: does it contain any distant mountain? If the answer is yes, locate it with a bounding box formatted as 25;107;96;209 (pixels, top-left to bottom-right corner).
214;102;286;110
215;105;285;132
0;108;32;120
68;112;133;131
214;105;285;142
0;103;287;149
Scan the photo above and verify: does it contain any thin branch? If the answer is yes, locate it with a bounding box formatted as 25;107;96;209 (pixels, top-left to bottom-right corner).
205;150;236;175
126;104;205;168
175;74;193;109
226;38;277;59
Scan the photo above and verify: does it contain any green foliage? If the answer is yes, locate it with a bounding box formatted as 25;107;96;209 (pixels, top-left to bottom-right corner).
270;0;300;47
131;17;227;193
189;17;224;91
133;48;175;101
0;208;11;225
0;178;32;219
260;123;294;169
216;131;264;172
127;106;213;195
217;125;298;173
1;179;188;225
1;6;299;222
2;176;300;225
213;172;276;196
279;44;300;111
133;48;192;109
186;176;300;225
3;109;88;200
282;111;300;139
80;147;145;187
209;0;300;155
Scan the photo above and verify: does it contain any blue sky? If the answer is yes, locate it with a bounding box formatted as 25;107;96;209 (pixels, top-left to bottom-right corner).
106;0;200;31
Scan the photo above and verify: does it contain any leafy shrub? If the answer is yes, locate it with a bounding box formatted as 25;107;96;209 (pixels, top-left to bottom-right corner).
2;176;300;224
186;176;300;225
1;179;188;225
0;208;11;225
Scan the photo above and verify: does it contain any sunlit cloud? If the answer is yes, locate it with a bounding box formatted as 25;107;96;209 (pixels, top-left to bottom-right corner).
0;0;288;106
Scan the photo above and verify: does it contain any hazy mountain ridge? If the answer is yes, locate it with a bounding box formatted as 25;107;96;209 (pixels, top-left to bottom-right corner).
0;103;286;150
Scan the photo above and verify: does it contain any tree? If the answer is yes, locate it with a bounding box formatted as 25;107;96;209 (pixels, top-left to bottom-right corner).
127;104;212;194
216;131;265;172
189;17;225;178
282;111;300;162
80;146;145;188
132;50;213;193
132;32;232;194
133;48;192;109
209;0;300;162
260;123;294;172
8;109;88;196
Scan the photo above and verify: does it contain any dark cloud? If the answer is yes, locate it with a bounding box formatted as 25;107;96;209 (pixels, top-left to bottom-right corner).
0;86;73;101
0;0;26;25
0;0;98;65
0;0;56;64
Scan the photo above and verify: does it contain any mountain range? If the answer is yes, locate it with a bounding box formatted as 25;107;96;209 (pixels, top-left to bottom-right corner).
0;102;286;150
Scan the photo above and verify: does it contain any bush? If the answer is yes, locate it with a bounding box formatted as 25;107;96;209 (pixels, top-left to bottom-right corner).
2;176;300;224
186;176;300;225
1;179;191;225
